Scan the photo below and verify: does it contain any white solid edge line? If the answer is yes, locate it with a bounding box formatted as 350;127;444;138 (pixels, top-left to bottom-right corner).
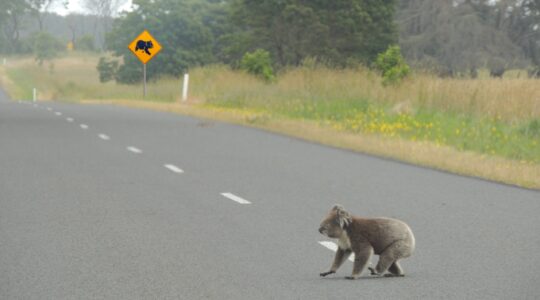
164;164;184;174
98;134;110;140
127;146;142;154
80;124;89;129
318;241;355;262
66;117;74;122
221;192;251;204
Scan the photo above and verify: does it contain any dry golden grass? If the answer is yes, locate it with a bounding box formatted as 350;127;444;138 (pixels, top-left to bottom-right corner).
388;75;540;121
191;66;540;122
0;54;183;102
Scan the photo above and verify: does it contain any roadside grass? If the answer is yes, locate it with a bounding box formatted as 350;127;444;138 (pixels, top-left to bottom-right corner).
193;65;540;121
2;54;181;102
1;53;538;188
191;65;540;164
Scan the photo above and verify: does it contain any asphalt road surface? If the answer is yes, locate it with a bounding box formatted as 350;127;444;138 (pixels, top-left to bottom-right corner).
1;89;539;299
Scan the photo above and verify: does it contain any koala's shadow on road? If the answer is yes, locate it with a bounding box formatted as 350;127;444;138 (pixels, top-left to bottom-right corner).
319;274;412;281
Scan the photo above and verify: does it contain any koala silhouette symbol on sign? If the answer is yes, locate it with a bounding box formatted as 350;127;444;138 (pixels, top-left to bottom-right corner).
135;40;153;55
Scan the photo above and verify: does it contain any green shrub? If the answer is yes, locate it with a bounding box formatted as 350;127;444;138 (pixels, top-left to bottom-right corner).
528;66;540;78
240;49;275;82
375;45;410;85
115;59;143;84
76;35;96;52
96;57;119;83
521;119;540;138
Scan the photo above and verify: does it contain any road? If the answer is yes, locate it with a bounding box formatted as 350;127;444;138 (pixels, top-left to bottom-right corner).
1;90;539;299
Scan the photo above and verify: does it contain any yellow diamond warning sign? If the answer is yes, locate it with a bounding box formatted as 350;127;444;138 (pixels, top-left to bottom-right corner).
128;30;162;64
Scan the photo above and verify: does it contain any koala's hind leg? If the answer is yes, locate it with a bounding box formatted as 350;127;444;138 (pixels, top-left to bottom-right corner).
386;261;404;277
370;241;408;276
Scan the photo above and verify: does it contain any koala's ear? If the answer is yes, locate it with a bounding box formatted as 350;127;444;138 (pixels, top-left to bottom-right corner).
332;204;345;212
333;205;352;228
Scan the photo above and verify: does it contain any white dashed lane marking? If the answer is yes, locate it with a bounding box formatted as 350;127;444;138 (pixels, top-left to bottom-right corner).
98;134;110;141
47;107;52;111
55;112;62;116
127;146;143;154
80;124;89;129
318;241;355;262
66;117;74;122
221;193;251;204
164;164;184;174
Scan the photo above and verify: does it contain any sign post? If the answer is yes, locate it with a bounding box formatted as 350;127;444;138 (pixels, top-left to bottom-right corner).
143;64;147;97
128;30;162;98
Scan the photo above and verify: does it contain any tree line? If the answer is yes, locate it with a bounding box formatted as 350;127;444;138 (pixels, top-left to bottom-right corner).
98;0;399;83
0;0;125;55
1;0;539;81
398;0;540;77
103;0;540;83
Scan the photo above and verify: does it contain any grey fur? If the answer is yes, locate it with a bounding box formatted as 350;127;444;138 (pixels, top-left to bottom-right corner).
319;205;415;279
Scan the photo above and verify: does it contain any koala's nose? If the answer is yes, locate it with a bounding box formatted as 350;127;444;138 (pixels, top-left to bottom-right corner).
318;227;323;234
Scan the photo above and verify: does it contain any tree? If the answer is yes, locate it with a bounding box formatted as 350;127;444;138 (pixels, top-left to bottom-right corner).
230;1;330;66
65;13;78;48
32;31;64;65
397;0;531;76
82;0;128;50
488;0;540;71
230;0;398;67
0;0;30;53
27;0;60;31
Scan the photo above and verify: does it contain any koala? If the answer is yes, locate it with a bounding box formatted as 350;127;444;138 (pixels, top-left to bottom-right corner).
319;205;415;280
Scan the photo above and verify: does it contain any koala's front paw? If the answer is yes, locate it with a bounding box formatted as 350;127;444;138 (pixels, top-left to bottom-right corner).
320;271;335;277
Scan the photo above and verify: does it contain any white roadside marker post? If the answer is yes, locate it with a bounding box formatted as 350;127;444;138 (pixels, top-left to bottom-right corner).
182;73;189;102
33;88;37;102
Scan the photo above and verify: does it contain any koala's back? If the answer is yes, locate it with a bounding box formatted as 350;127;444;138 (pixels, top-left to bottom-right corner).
348;217;415;255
